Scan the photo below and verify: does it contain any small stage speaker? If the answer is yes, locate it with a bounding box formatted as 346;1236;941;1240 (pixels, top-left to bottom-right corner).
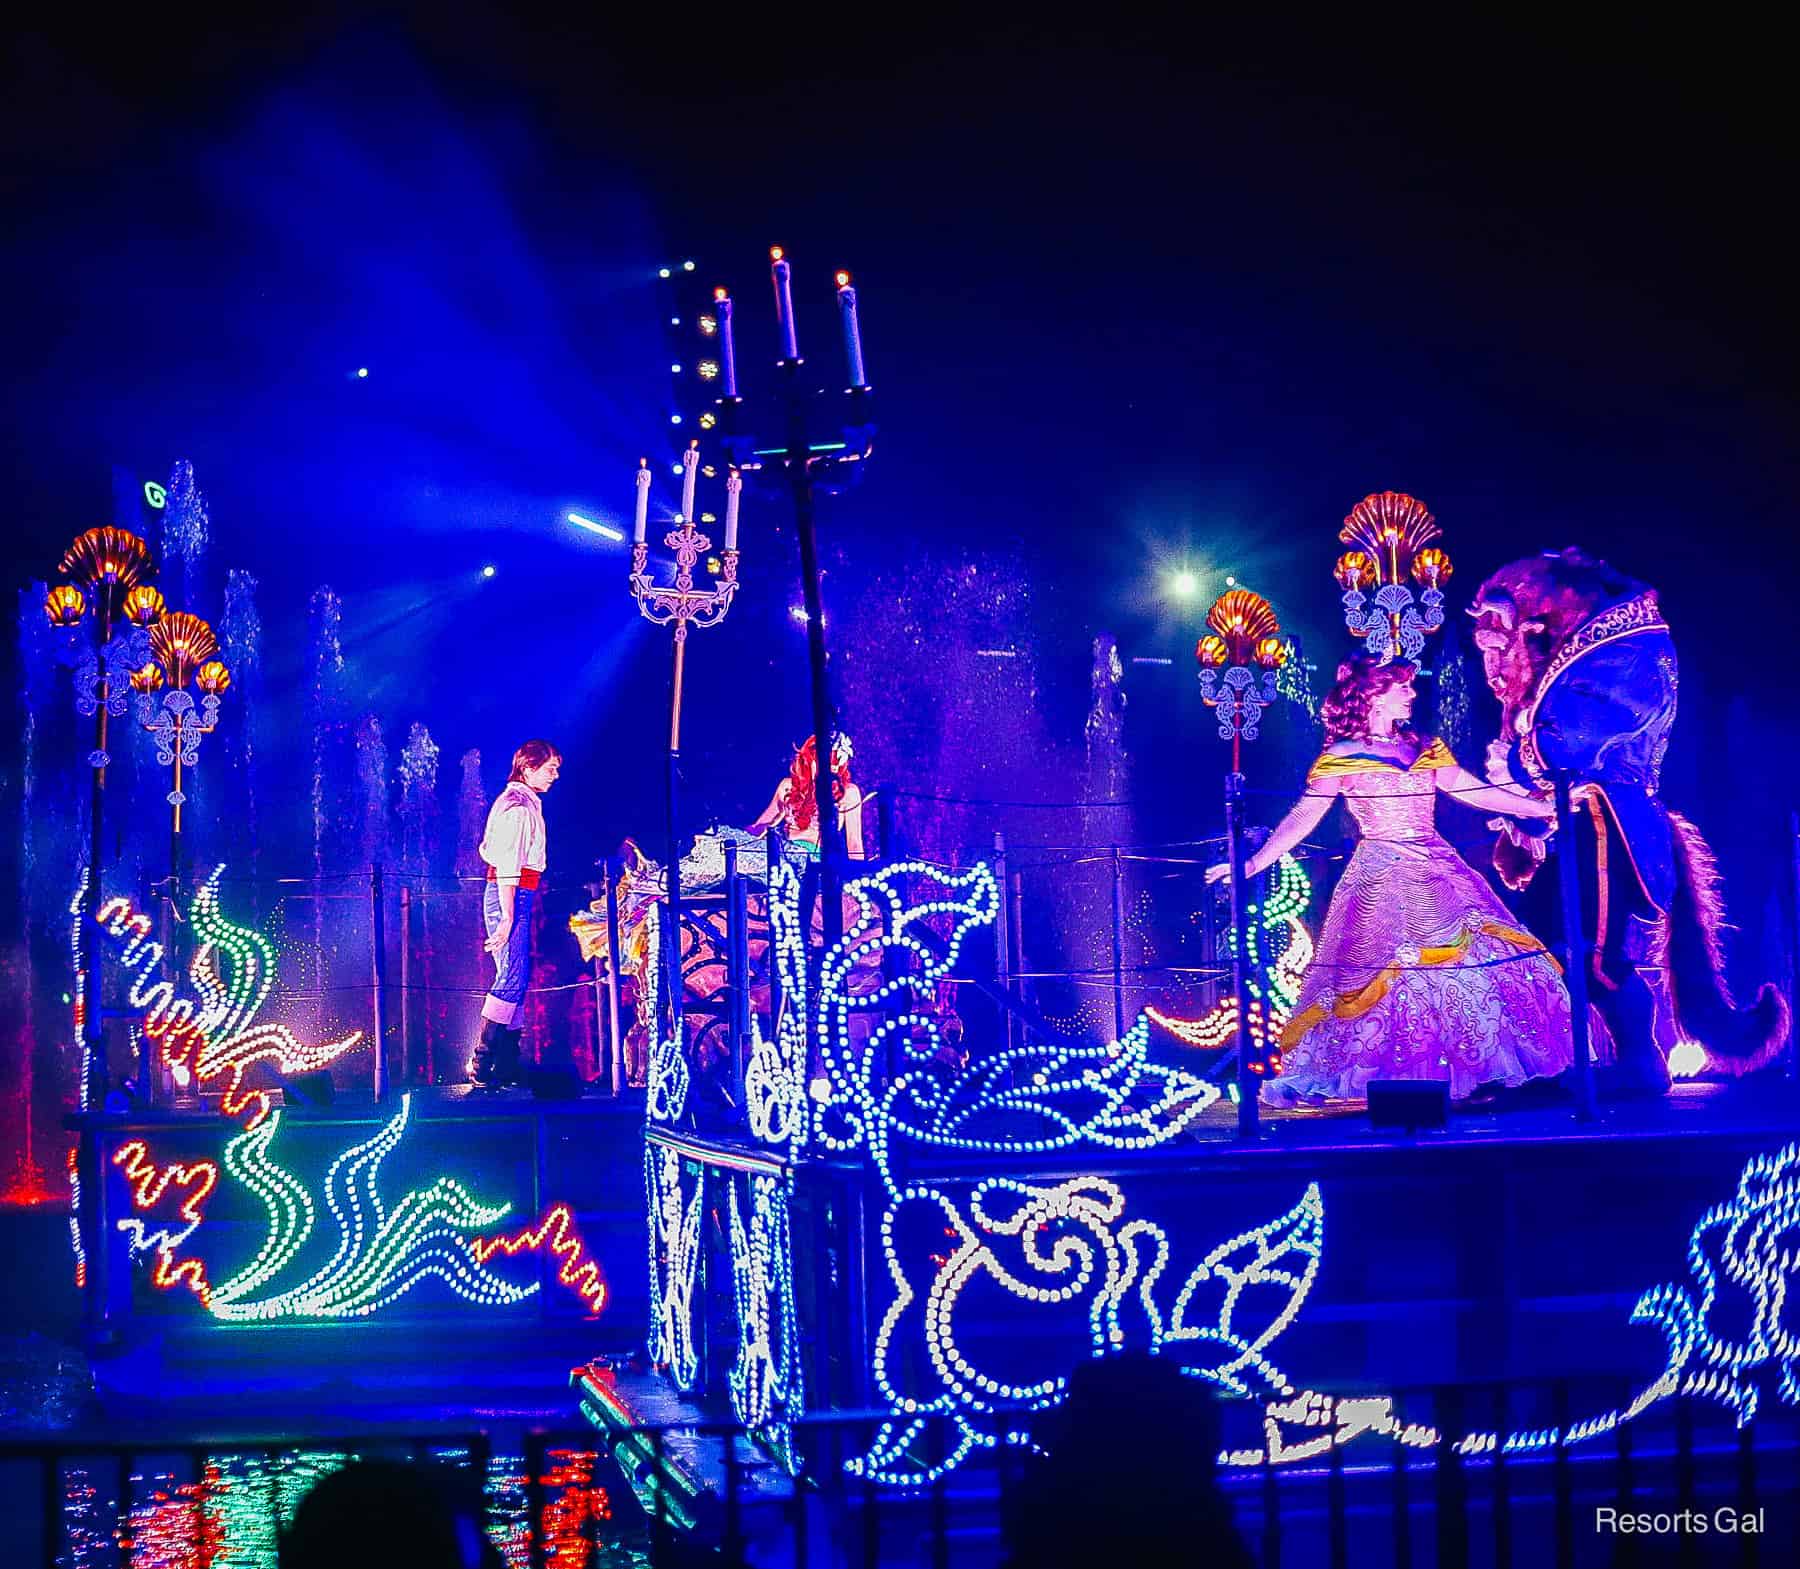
280;1071;336;1109
527;1065;584;1101
1367;1079;1448;1131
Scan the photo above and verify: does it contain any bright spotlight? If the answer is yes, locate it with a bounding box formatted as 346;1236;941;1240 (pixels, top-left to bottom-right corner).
683;260;695;271
355;367;369;378
670;414;683;424
789;604;824;627
1225;575;1237;587
658;267;671;278
671;364;683;373
481;565;497;579
1170;569;1199;598
568;513;625;542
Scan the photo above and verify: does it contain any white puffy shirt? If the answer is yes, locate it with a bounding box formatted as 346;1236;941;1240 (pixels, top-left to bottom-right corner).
478;782;547;879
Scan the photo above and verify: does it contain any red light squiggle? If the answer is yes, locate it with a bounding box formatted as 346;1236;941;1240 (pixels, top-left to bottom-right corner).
471;1203;606;1316
113;1140;217;1306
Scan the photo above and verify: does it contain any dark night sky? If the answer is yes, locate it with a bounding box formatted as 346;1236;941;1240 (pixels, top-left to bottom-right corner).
3;12;1795;940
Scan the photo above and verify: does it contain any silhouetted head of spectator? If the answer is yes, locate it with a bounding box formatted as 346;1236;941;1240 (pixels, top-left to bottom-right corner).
279;1459;500;1569
1001;1353;1252;1569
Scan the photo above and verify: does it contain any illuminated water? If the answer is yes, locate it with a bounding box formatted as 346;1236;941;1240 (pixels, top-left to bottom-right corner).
51;1445;649;1568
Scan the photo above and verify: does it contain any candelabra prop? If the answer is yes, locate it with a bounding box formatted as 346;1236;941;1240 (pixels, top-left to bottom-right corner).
711;246;875;953
628;444;743;1097
1195;587;1291;1139
1334;490;1452;663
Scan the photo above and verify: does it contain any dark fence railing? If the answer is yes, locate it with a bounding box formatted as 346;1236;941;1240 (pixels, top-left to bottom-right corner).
2;1377;1792;1567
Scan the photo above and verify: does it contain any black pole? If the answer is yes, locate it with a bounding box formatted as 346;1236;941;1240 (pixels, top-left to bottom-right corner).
1552;773;1596;1120
83;602;111;1111
79;595;114;1345
1109;844;1129;1042
370;863;390;1104
725;838;749;1100
1226;771;1259;1139
786;364;844;952
665;635;686;1112
994;831;1014;1056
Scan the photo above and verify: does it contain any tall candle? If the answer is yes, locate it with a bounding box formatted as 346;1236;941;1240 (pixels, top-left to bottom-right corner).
770;246;799;360
633;459;651;545
714;287;738;398
723;468;742;552
835;270;867;387
680;441;699;522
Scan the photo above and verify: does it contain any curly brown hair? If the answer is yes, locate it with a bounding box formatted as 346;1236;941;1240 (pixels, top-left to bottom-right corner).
1320;655;1417;743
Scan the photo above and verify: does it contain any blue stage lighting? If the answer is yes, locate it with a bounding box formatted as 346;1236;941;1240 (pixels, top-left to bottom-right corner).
682;260;695;271
658;267;672;279
671;364;683;374
670;414;683;424
356;367;368;378
481;565;497;579
567;513;625;542
1170;569;1199;598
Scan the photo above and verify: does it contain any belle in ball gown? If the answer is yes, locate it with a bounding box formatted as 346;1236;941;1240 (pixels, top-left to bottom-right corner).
1216;655;1573;1105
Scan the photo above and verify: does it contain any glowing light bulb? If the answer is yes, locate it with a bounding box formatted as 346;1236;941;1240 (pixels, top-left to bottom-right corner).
671;364;683;373
670;414;683;424
658;267;671;278
769;245;785;262
682;260;695;271
356;368;368;378
1170;569;1198;598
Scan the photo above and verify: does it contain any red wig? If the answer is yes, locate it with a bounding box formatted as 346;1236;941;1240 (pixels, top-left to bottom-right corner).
1320;656;1416;743
785;735;852;833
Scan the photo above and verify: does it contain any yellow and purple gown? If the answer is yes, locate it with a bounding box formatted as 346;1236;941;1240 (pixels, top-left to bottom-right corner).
1266;738;1572;1105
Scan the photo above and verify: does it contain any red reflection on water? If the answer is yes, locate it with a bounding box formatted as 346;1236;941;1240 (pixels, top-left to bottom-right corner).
491;1448;615;1568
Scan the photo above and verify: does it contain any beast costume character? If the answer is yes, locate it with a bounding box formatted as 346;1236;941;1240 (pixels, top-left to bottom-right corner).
1470;548;1786;1091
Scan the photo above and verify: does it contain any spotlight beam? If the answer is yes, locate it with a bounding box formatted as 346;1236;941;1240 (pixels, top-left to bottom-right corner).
568;513;625;542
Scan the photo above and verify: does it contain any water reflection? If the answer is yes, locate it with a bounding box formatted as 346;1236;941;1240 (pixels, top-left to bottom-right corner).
56;1446;646;1568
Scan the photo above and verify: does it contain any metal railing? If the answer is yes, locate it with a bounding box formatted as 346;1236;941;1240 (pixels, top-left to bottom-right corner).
3;1377;1790;1567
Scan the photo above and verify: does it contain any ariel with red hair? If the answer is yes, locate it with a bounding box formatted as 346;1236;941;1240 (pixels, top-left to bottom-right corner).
749;733;865;858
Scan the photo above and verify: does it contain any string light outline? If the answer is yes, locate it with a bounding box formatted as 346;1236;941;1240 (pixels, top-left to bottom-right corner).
471;1202;607;1316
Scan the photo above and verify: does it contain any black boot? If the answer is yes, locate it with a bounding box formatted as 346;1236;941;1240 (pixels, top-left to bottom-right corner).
494;1027;525;1088
469;1020;509;1088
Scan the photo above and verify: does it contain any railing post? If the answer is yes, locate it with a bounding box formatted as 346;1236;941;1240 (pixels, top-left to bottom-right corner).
1010;870;1028;1020
398;882;412;1086
726;839;750;1099
604;859;625;1095
994;831;1014;1055
767;829;787;1071
1110;844;1129;1043
1226;772;1259;1139
370;863;389;1104
1552;773;1596;1120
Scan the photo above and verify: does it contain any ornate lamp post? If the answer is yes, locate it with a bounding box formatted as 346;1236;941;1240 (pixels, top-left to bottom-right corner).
44;527;162;1108
627;443;742;1076
132;610;231;889
1196;586;1290;1137
45;527;162;1345
1334;490;1452;663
